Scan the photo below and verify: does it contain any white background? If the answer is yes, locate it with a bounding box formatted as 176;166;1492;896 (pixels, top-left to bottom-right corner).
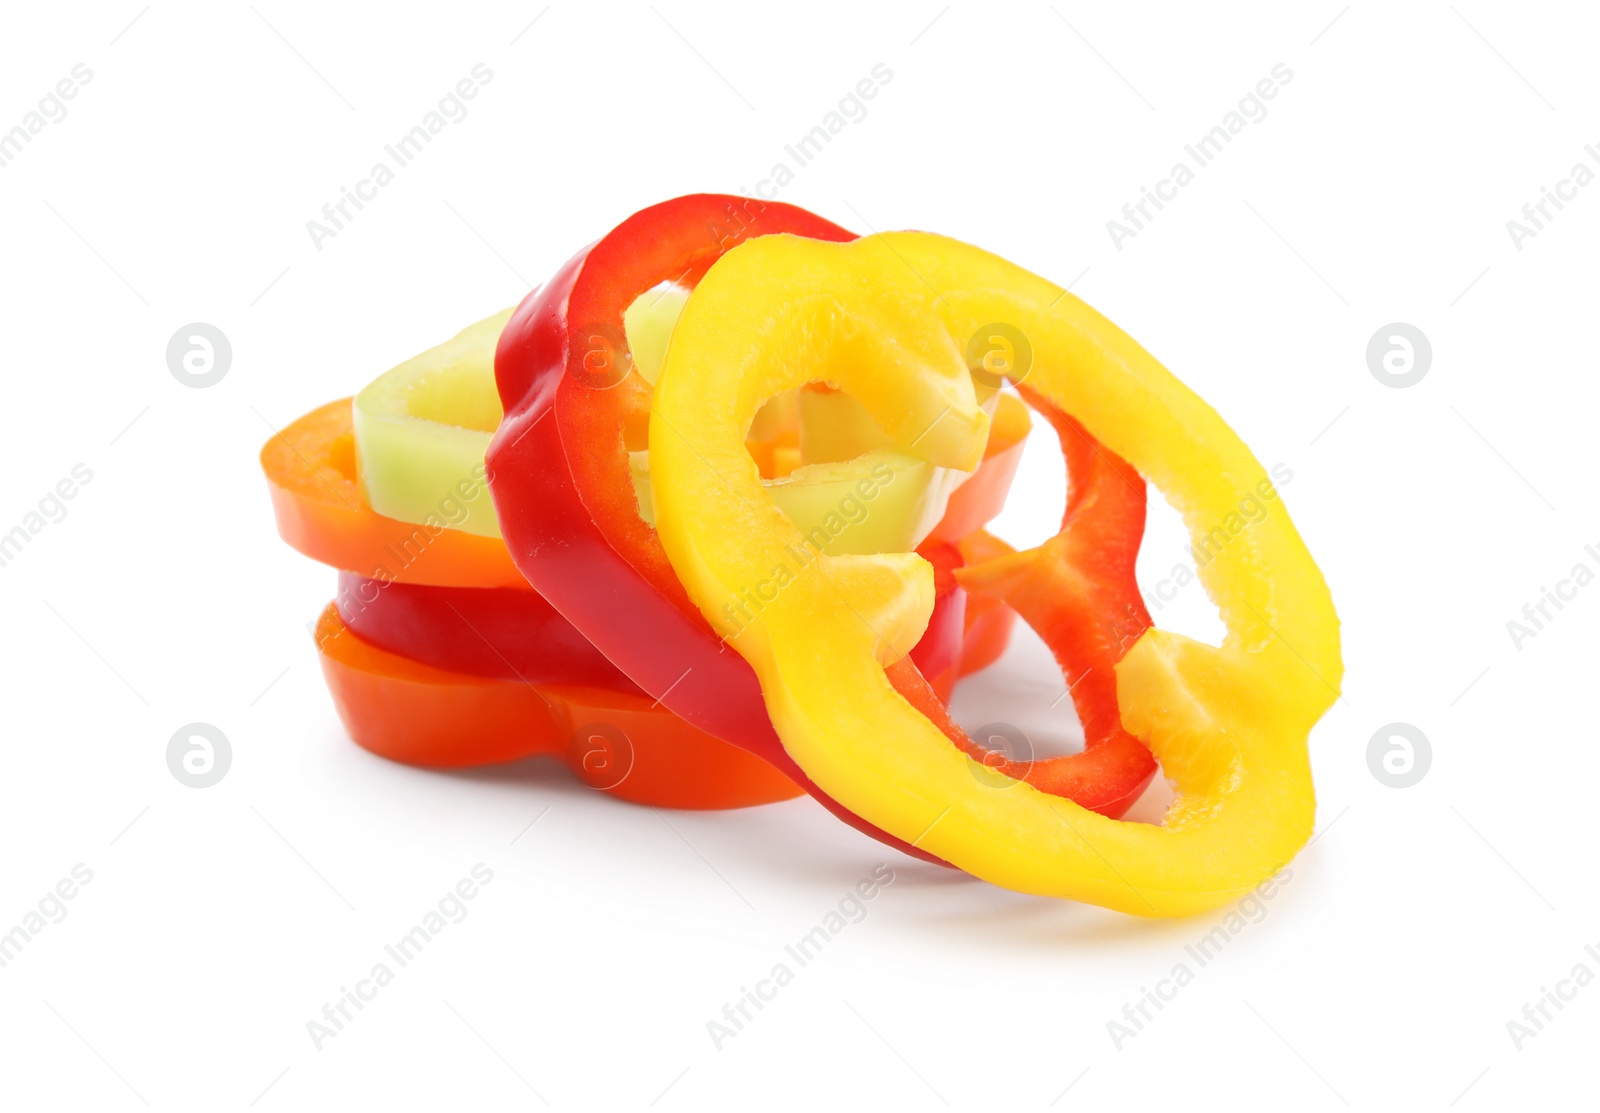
0;2;1593;1109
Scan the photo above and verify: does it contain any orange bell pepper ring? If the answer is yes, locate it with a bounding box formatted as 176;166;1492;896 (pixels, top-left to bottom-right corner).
262;399;528;589
649;231;1342;916
313;604;802;809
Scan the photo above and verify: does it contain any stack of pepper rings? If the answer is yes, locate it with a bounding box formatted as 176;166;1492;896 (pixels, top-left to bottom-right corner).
263;195;1340;916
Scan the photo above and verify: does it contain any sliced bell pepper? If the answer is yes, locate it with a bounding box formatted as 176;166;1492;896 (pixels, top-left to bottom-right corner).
953;531;1019;678
909;540;966;703
265;385;989;692
927;393;1031;544
261;390;858;590
488;194;951;862
950;393;1158;816
313;603;803;809
648;230;1341;915
352;294;994;554
262;398;528;589
275;434;977;792
352;309;514;539
332;560;970;701
332;572;640;690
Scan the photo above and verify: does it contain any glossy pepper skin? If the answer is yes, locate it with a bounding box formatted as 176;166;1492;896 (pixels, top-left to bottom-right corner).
334;573;641;691
951;395;1158;817
263;386;995;787
263;389;980;592
332;551;970;698
649;231;1342;916
952;533;1019;678
487;194;952;863
263;399;526;589
313;604;802;809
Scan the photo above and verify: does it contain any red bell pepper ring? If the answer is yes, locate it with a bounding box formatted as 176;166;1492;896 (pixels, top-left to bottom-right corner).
904;540;966;703
953;532;1020;678
489;194;959;860
331;557;969;698
333;572;642;691
925;393;1157;816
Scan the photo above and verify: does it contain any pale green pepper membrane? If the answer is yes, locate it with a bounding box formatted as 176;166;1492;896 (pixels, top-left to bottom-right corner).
352;288;993;551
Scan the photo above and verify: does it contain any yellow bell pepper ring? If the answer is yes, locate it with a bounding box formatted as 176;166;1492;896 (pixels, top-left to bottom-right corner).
649;230;1342;917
